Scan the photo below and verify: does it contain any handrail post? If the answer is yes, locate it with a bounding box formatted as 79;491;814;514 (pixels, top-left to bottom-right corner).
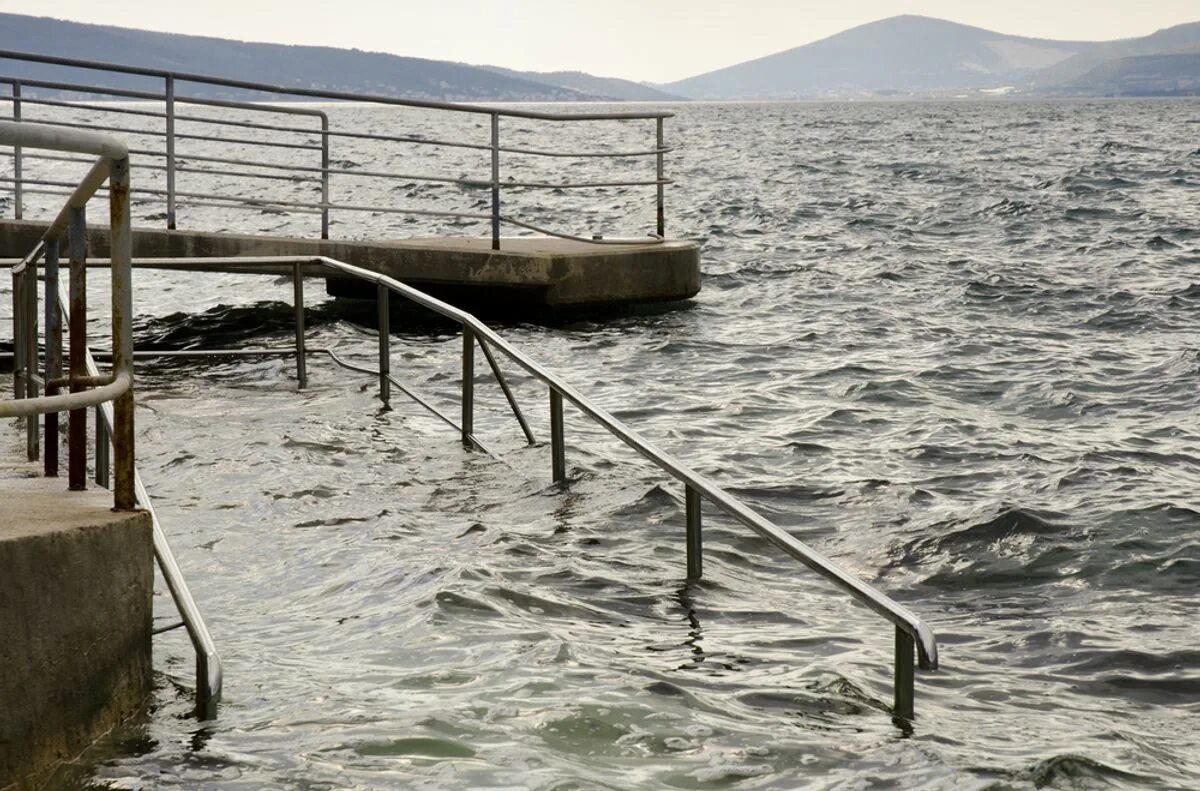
550;389;565;483
685;485;702;580
461;326;474;445
68;205;87;489
165;74;176;230
656;117;664;238
12;80;21;220
320;114;330;240
109;155;135;510
377;283;390;404
895;626;915;721
292;262;307;389
11;270;23;409
24;249;38;461
490;112;500;251
95;404;109;487
44;238;61;477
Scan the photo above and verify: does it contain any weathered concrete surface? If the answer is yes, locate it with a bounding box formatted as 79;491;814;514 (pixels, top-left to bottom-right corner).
0;474;152;791
0;220;701;311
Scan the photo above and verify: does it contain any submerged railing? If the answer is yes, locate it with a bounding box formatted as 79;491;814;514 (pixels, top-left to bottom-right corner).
0;49;673;248
1;120;221;718
84;252;940;721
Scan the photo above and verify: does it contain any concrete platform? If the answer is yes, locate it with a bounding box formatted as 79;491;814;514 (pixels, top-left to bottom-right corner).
0;220;701;314
0;470;153;789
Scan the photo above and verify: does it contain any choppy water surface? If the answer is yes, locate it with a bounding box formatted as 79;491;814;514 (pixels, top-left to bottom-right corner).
8;99;1200;789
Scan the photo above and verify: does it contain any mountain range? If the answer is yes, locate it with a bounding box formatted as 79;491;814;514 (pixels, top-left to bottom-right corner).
662;15;1200;99
0;12;1197;102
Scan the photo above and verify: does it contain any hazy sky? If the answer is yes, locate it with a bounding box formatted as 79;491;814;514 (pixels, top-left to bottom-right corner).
1;0;1196;82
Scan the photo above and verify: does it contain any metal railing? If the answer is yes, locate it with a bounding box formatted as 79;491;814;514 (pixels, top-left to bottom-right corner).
1;120;221;718
84;252;940;721
0;50;673;248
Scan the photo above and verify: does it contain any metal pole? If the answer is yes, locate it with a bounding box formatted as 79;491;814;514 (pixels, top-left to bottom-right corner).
320;114;330;239
490;112;500;251
685;485;702;580
377;283;390;404
292;262;307;389
461;327;474;446
11;270;22;403
477;336;535;445
44;238;61;477
550;389;565;483
68;206;87;489
109;156;135;510
895;626;915;721
12;81;21;220
24;249;38;462
656;117;664;238
165;74;176;230
95;404;109;487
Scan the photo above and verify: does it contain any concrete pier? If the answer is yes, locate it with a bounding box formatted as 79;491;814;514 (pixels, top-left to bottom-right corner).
0;220;701;313
0;469;153;789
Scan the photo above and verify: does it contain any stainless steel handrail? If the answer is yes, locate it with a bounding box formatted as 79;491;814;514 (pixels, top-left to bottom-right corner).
1;120;222;718
96;253;939;721
0;49;672;246
1;120;134;508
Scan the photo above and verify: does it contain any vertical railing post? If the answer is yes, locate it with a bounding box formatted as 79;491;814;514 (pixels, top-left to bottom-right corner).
894;626;915;721
292;262;307;389
377;283;390;404
67;206;87;490
24;250;39;461
461;326;474;446
685;485;702;580
320;114;330;240
95;405;109;488
11;269;22;402
165;74;176;230
490;112;500;251
108;155;135;510
656;117;665;238
44;238;61;477
12;80;22;221
550;389;565;483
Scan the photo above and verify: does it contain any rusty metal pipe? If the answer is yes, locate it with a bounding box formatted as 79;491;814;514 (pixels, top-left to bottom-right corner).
67;205;86;490
108;155;135;510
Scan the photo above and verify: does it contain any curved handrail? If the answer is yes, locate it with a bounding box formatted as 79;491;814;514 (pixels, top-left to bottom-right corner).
0;370;129;417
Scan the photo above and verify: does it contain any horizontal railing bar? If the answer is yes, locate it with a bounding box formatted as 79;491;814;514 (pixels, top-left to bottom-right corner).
152;620;187;635
500;144;673;159
0;158;662;193
0;150;320;184
172;164;321;183
1;95;323;137
317;347;494;455
41;119;324;151
0;50;674;121
0;76;327;120
504;177;672;189
316;125;673;159
498;214;661;245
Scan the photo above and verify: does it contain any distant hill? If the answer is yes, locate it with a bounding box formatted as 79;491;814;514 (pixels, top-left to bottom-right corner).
661;15;1200;100
662;15;1095;99
482;66;685;102
0;13;639;102
1062;52;1200;96
1031;21;1200;86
